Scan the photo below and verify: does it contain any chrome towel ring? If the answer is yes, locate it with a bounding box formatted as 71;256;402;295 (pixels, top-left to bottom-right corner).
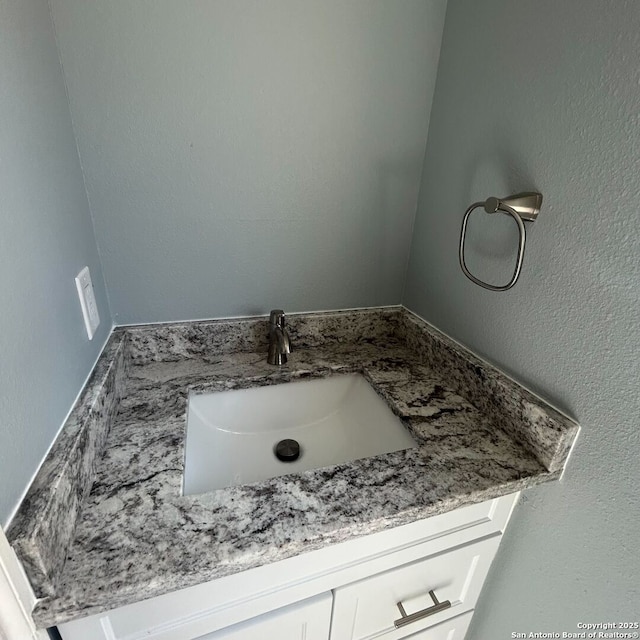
459;192;543;291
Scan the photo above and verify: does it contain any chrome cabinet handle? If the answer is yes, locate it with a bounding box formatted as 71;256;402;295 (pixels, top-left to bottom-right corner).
459;192;542;291
393;589;452;629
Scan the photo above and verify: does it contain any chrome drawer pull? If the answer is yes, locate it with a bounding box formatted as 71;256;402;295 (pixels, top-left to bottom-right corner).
394;590;451;629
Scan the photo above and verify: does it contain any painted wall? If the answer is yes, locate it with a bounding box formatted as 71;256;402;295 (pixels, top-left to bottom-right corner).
49;0;447;324
404;0;639;631
0;0;111;527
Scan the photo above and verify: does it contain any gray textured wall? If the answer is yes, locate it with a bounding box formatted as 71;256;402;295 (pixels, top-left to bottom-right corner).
0;0;111;527
404;0;639;631
50;0;447;324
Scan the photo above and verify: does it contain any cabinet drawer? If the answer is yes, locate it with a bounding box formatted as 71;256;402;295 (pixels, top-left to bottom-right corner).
399;610;473;640
330;535;500;640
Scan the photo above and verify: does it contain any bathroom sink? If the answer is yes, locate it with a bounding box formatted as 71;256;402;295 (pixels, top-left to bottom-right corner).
182;374;416;494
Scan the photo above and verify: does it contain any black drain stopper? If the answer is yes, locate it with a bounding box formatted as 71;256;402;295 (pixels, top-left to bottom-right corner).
275;439;300;462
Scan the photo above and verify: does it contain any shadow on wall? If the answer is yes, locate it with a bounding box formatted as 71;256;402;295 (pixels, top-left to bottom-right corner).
374;156;426;294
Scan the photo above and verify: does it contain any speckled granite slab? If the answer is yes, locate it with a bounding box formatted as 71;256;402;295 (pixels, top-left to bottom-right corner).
8;307;579;628
397;310;579;472
6;333;128;597
124;306;401;365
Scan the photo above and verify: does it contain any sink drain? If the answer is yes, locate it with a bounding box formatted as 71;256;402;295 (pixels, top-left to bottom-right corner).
275;439;300;462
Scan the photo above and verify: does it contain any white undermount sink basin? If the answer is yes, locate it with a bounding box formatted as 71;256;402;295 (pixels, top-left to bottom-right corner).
182;374;416;495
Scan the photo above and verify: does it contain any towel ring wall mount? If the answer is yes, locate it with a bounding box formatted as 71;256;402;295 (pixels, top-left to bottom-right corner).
459;192;543;291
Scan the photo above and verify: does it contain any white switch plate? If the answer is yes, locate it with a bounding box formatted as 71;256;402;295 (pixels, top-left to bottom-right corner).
75;266;100;340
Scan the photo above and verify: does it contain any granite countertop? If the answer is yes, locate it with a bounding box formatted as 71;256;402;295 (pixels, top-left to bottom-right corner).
7;308;579;628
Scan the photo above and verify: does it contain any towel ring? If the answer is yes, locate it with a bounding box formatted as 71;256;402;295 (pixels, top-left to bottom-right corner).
459;192;542;291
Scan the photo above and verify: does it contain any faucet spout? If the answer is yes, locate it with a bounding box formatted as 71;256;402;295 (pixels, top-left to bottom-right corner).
267;309;291;365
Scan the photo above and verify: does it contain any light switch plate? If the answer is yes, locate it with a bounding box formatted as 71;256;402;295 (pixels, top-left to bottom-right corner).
75;266;100;340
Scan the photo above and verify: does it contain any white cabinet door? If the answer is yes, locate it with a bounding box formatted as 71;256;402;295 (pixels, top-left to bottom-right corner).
195;592;332;640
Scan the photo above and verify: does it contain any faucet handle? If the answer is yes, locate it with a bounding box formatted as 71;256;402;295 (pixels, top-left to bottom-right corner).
269;309;286;327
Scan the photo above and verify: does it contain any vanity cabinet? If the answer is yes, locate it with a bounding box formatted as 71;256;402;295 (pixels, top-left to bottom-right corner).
197;601;473;640
56;493;519;640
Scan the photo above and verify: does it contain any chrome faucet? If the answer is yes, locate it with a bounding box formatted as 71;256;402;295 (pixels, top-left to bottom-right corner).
267;309;291;365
